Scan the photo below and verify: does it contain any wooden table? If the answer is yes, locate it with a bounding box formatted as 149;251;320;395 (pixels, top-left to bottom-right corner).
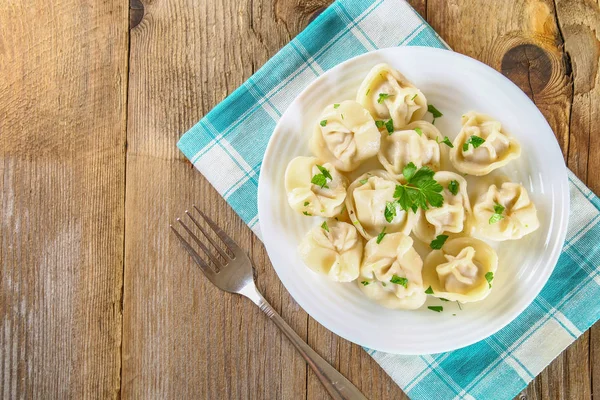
1;0;598;398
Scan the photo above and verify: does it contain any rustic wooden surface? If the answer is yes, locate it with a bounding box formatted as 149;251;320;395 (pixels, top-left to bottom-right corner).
0;0;598;398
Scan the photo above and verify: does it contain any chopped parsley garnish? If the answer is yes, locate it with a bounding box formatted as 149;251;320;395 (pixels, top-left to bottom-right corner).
440;298;449;302
441;136;454;148
366;88;370;96
333;103;340;109
303;211;311;216
375;120;385;128
448;180;459;196
311;165;332;189
390;275;408;288
385;118;394;134
381;282;387;287
377;93;390;104
489;202;505;224
376;227;387;244
485;272;494;288
320;120;327;127
321;221;329;232
427;104;443;118
414;127;423;136
411;93;418;101
304;201;310;206
430;234;449;250
428;306;443;312
462;135;485;151
359;178;369;185
341;114;344;120
393;163;444;213
384;201;397;223
425;286;434;294
360;281;370;286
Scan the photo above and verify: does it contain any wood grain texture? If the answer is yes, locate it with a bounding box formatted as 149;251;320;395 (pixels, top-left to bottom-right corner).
0;0;128;398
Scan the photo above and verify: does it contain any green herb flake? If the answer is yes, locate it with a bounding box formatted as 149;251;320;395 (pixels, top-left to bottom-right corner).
414;127;423;136
430;234;449;250
485;272;494;288
359;178;369;185
441;136;454;148
333;103;340;109
394;164;444;213
321;221;329;232
384;201;397;223
462;135;485;151
381;282;387;287
311;174;329;189
341;114;344;120
316;165;333;180
402;162;417;181
489;202;505;224
390;275;408;288
303;211;311;216
360;281;370;286
385;118;394;134
320;120;327;127
428;306;443;312
376;227;387;244
377;93;390;104
440;298;449;302
375;120;385;128
427;104;443;118
448;180;459;196
425;286;434;294
366;88;370;96
411;93;418;101
303;201;310;206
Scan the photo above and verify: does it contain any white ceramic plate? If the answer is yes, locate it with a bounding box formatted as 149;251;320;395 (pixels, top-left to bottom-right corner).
257;47;569;354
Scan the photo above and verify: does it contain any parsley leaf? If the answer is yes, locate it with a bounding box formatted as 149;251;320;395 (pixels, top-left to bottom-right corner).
303;201;309;206
359;178;369;185
316;165;332;180
448;180;459;196
485;272;494;288
427;104;443;118
440;298;449;302
385;118;394;134
360;281;370;286
462;135;485;151
376;227;387;244
303;211;311;216
311;174;328;188
375;120;385;128
366;88;370;96
378;93;390;104
321;221;329;232
381;282;387;287
441;136;454;148
411;93;418;101
333;103;340;109
428;306;443;312
390;275;408;288
402;162;417;181
384;201;397;223
489;202;505;224
320;120;327;127
430;234;449;250
394;165;443;212
414;127;423;136
425;286;434;294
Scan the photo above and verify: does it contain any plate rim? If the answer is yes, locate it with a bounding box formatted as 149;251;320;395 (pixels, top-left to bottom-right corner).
257;46;570;354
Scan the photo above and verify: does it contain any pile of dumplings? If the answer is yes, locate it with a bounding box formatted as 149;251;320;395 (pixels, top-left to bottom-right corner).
284;63;540;311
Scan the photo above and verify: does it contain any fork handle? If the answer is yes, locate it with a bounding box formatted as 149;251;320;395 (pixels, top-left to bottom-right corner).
240;284;368;400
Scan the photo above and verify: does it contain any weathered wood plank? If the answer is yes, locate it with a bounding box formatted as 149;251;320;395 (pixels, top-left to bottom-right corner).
0;0;128;398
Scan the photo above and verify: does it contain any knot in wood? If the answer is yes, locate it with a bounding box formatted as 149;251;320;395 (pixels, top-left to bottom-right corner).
501;44;552;97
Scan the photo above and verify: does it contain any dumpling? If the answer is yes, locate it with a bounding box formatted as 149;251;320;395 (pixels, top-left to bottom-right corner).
378;121;442;178
298;219;363;282
413;171;471;243
472;182;540;241
284;156;347;217
422;237;498;303
309;101;380;171
449;111;521;176
356;63;427;130
346;170;417;240
358;233;426;310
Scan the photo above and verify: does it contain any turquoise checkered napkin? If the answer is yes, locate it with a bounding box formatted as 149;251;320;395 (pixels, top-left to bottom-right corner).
178;0;600;398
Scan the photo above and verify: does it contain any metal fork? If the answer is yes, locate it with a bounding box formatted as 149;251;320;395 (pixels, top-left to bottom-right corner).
171;206;368;400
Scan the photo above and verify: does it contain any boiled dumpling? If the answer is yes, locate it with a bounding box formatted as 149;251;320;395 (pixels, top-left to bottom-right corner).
422;237;498;303
298;219;363;282
358;233;426;310
413;171;471;243
284;156;347;217
356;63;427;130
450;111;521;176
472;182;539;241
378;121;442;178
309;101;380;172
346;170;417;240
